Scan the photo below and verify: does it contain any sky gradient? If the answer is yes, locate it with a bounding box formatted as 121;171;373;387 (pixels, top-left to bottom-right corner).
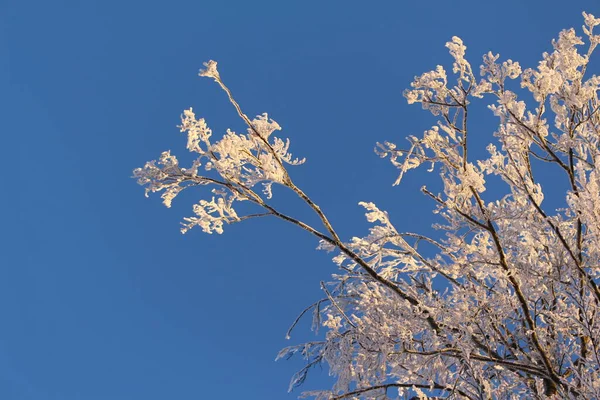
3;1;599;399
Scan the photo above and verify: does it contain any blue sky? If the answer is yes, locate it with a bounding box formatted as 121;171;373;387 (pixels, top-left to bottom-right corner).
3;1;598;399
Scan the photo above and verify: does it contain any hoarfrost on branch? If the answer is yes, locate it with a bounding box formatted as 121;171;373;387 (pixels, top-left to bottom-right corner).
135;13;600;399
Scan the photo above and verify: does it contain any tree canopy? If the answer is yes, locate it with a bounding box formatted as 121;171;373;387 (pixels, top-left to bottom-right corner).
135;12;600;399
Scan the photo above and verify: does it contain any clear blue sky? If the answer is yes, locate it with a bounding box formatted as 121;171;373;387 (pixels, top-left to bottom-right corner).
3;1;598;399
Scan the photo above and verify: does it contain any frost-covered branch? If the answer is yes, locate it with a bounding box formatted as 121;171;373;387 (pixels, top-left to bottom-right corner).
135;12;600;400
